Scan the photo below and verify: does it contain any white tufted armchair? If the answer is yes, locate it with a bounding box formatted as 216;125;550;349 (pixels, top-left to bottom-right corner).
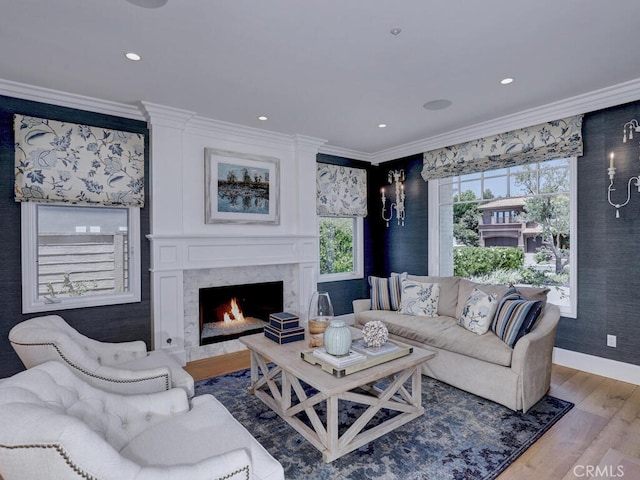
9;315;194;397
0;361;284;480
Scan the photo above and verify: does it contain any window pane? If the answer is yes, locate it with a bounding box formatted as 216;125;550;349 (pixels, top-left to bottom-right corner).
483;176;507;199
460;172;482;180
457;180;481;202
37;205;130;299
319;217;354;275
435;157;575;315
541;158;569;168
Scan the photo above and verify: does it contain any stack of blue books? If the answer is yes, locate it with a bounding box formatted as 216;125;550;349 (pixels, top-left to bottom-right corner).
264;312;305;344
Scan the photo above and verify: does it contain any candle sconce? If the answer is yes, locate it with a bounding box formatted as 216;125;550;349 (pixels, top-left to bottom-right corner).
607;151;640;218
381;169;405;227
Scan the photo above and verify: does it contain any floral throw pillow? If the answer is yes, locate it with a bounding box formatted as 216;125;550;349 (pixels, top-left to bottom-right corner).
458;288;499;335
399;280;440;317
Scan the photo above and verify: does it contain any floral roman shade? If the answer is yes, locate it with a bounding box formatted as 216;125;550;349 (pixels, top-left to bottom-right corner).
421;115;583;181
14;115;145;207
316;163;367;217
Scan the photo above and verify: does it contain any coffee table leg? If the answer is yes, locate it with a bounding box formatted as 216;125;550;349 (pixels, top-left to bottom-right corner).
325;395;339;462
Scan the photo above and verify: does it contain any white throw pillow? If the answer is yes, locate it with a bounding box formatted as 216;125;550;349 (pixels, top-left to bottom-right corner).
399;280;440;317
458;288;498;335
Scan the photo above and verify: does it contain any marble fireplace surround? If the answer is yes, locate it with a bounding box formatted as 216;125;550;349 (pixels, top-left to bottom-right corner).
148;234;318;364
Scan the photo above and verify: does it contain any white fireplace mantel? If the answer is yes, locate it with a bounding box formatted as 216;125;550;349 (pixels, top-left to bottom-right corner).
147;234;319;364
147;234;318;271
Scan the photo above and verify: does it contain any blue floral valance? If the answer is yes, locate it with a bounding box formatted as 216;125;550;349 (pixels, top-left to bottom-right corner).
317;163;367;217
421;115;583;181
14;115;145;207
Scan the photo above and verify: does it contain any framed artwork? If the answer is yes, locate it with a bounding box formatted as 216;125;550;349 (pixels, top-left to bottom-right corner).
204;148;280;224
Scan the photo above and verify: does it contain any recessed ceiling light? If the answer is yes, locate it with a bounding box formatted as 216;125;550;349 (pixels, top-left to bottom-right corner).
378;123;387;128
126;0;168;8
390;28;402;36
125;52;141;61
257;115;268;121
501;77;514;85
423;99;452;111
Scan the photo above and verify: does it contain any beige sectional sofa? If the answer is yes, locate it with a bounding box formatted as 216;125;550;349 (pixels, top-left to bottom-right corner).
353;275;561;413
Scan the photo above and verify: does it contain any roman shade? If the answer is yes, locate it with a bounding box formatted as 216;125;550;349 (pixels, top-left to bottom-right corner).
14;115;145;207
316;163;367;217
421;115;583;181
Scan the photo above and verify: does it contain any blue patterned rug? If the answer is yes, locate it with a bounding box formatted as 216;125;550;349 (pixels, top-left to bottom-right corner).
195;369;572;479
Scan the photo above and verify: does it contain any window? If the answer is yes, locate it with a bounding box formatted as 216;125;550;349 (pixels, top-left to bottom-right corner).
21;203;141;313
318;216;363;282
429;158;577;317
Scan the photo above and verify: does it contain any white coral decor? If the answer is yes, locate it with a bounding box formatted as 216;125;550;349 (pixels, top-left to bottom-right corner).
362;320;389;348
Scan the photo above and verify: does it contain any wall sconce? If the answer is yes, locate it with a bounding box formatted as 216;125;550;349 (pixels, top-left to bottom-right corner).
381;169;405;227
622;119;640;143
607;152;640;218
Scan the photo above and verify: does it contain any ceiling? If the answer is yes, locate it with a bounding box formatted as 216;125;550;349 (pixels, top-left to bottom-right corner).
3;0;640;157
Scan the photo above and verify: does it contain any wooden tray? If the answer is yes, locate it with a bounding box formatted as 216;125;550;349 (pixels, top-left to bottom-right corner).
301;339;413;378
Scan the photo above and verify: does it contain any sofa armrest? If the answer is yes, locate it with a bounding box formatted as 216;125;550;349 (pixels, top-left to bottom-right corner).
353;298;371;315
511;303;560;412
91;363;174;394
134;448;254;480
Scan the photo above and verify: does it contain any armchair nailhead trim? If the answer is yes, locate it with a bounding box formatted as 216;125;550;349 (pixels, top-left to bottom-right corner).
0;443;99;479
10;341;171;390
215;465;250;480
1;446;250;479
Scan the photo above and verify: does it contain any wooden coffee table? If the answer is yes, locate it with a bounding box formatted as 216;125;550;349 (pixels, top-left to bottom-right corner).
240;330;435;462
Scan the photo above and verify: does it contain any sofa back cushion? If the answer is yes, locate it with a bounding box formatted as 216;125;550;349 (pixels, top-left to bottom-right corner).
406;275;460;317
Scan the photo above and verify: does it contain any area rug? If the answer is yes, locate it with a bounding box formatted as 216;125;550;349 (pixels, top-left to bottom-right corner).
195;369;572;480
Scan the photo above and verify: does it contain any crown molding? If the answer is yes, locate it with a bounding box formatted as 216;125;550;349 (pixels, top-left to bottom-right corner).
139;101;195;129
0;78;145;121
369;77;640;164
3;76;640;164
186;115;326;151
318;144;375;162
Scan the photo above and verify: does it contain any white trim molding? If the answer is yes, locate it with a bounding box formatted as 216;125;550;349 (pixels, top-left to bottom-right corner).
553;347;640;386
4;76;640;164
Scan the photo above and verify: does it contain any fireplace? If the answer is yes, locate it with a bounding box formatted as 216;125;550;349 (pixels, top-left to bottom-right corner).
199;281;284;345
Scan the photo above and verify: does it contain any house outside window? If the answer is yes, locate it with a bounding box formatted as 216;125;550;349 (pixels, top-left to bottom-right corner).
21;203;141;313
429;158;577;317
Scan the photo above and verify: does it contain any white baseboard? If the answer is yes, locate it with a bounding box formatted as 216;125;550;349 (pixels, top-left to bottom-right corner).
553;347;640;385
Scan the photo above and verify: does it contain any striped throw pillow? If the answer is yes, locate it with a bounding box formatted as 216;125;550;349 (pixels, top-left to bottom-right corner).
369;272;406;311
492;291;543;347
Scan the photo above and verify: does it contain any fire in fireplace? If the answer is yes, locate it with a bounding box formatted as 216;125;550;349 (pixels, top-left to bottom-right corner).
199;281;284;345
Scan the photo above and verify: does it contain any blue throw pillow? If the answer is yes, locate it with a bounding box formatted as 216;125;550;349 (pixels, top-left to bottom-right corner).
491;291;542;347
369;272;406;311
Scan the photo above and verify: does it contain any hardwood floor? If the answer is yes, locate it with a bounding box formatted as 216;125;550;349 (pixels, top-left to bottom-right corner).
185;355;640;479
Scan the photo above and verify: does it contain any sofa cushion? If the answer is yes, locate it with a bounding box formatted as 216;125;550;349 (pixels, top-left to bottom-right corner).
399;280;440;316
120;394;285;480
456;279;550;318
492;292;543;347
406;275;460;317
458;288;498;335
369;272;407;311
355;310;513;366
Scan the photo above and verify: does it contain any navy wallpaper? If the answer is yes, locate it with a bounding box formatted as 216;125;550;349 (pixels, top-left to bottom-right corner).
0;95;151;378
